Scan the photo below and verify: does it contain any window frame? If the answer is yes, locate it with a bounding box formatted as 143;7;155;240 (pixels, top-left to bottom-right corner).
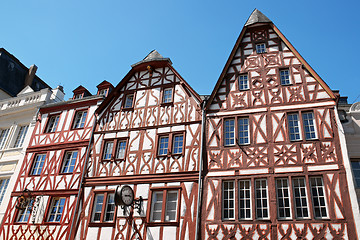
13;125;29;148
309;176;329;219
279;69;291;86
90;191;116;226
287;111;318;142
156;132;185;157
275;178;292;220
45;197;66;223
238;74;249;91
238;179;252;220
0;128;10;150
302;112;317;140
148;187;181;226
29;153;47;176
72;110;88;129
255;43;266;54
223;117;250;147
222;180;235;220
60;150;78;174
123;93;135;109
98;88;108;97
0;178;9;205
161;87;174;105
287;113;302;141
45;114;60;133
254;178;270;220
14;198;34;224
292;177;310;219
100;138;128;161
351;158;360;188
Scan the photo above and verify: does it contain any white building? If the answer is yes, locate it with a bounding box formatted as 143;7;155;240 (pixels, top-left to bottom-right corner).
0;85;64;221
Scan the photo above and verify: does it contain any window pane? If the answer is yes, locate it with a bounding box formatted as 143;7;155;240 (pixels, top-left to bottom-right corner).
255;179;268;219
163;88;173;103
224;119;235;146
0;129;9;149
104;194;115;222
46;115;60;133
239;180;251;219
47;198;66;222
238;118;249;145
103;142;114;160
158;136;169;155
292;177;309;218
116;140;127;159
92;194;104;222
73;111;87;129
0;178;9;204
276;178;291;219
280;70;291;85
165;191;178;222
124;94;134;108
288;113;301;141
61;151;78;173
16;199;34;223
31;154;46;175
310;177;327;218
302;112;316;140
173;135;184;154
14;126;29;148
239;75;249;90
150;192;163;222
256;43;266;53
351;160;360;188
223;181;235;220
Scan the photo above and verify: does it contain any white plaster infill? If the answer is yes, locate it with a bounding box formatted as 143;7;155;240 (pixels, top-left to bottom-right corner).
307;164;339;172
274;166;303;173
207;170;236;177
270;101;335;111
207;107;267;117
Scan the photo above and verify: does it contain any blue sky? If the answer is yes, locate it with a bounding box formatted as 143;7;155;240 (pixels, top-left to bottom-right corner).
1;1;359;103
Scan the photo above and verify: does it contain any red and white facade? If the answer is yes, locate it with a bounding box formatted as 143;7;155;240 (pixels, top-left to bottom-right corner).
0;86;105;239
202;9;360;240
75;51;202;240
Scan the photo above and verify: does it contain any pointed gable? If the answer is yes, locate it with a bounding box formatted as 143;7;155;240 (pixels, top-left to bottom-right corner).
72;85;91;99
206;9;335;112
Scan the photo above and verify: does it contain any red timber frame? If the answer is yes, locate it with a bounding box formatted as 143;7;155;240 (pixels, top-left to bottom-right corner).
0;96;102;240
202;11;358;240
76;54;203;240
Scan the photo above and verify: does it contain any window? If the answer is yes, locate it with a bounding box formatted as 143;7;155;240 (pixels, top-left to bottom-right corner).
239;180;251;220
61;151;78;173
288;113;301;141
256;43;266;53
91;192;116;223
222;181;235;220
309;177;328;219
0;178;9;204
292;177;309;219
99;89;108;96
162;88;173;103
302;112;316;140
103;141;114;160
13;125;29;148
74;93;82;99
16;199;34;223
124;94;134;108
255;179;269;219
157;133;185;156
150;189;179;222
280;69;291;85
224;119;235;146
351;160;360;188
0;128;9;149
101;139;128;161
238;118;249;145
31;154;46;175
72;110;87;129
224;117;250;146
276;178;292;219
47;197;66;222
238;74;249;90
116;140;127;159
45;115;60;133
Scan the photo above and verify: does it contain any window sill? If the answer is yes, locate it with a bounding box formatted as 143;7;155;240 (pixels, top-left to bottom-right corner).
160;102;173;107
146;221;179;227
122;107;134;111
89;222;115;227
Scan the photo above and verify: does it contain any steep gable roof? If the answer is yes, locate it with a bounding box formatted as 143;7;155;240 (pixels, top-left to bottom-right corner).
205;9;335;110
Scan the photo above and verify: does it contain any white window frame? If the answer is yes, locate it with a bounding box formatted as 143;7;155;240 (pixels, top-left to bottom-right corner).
103;141;114;160
0;128;10;149
104;193;115;222
302;112;317;140
150;189;179;223
224;119;235;146
91;193;104;222
288;113;302;141
31;154;46;175
47;197;66;222
0;178;9;204
238;74;249;90
222;181;235;220
256;43;266;53
46;115;60;133
115;140;127;160
238;118;249;145
158;136;169;156
150;191;163;222
292;177;310;219
13;125;29;148
172;134;184;154
238;179;252;220
280;69;291;85
309;177;328;219
162;88;173;103
72;110;87;129
164;190;178;222
276;178;292;220
61;151;78;173
255;179;269;220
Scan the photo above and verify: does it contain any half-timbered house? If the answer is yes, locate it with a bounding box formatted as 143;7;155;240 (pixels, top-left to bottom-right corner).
202;9;360;239
0;84;107;239
75;50;203;240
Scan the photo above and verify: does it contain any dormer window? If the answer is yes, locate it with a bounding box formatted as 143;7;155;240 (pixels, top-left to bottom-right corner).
99;89;108;96
256;43;266;54
74;94;83;99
